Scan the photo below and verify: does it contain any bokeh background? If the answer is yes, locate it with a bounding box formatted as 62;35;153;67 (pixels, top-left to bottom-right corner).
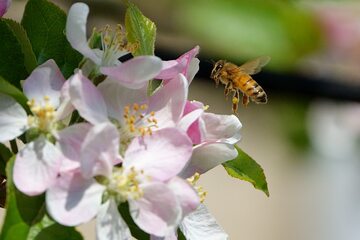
2;0;360;239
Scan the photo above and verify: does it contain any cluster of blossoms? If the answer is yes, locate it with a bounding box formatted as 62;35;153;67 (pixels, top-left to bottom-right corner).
0;2;242;239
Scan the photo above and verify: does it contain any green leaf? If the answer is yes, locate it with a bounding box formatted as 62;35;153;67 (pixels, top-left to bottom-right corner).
177;228;186;240
125;2;156;56
3;19;37;74
118;202;150;240
21;0;82;78
0;76;30;113
0;157;83;240
223;146;269;196
0;19;29;88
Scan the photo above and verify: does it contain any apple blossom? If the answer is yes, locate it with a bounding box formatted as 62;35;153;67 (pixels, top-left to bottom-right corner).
66;2;126;67
0;59;72;143
46;122;198;238
66;1;163;84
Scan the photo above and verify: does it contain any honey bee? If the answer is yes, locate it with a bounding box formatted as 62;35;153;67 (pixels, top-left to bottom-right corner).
210;56;270;113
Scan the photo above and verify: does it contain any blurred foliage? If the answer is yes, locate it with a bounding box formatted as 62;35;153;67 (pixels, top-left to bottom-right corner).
176;0;324;71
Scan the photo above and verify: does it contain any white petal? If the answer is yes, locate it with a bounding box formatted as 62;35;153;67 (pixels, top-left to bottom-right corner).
80;123;120;178
180;204;229;240
150;232;177;240
68;71;108;124
66;3;102;65
13;137;62;196
202;113;242;144
23;59;65;108
167;177;200;217
56;123;91;172
0;93;27;142
46;171;105;226
55;80;74;121
130;182;181;237
187;58;200;84
97;79;148;122
100;56;163;89
96;199;132;240
180;143;238;178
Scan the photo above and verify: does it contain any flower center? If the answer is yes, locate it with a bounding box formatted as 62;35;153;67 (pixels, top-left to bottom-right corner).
107;167;145;202
119;103;159;152
187;172;207;203
27;96;56;132
100;24;137;66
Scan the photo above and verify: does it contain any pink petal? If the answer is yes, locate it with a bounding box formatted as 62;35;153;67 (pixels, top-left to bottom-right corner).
178;109;203;135
155;60;182;80
97;79;148;122
46;171;105;226
149;74;188;126
56;123;92;172
23;59;65;109
176;46;200;81
100;56;162;89
130;182;181;237
124;128;192;181
180;143;238;178
180;204;229;240
0;0;11;17
167;177;200;218
80;123;120;178
97;199;132;240
202;113;242;144
13;137;62;196
155;46;200;82
68;71;108;124
66;3;102;65
182;101;205;144
0;93;28;142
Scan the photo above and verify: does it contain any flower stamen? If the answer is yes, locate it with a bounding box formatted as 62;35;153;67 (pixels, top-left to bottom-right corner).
108;167;145;202
187;172;207;203
27;96;56;131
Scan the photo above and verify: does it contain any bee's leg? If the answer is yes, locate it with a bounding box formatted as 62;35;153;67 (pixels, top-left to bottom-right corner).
214;77;219;88
242;94;250;107
224;82;232;99
232;90;240;114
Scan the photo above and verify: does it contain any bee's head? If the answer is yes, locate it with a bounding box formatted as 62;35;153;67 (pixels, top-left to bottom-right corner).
210;60;226;79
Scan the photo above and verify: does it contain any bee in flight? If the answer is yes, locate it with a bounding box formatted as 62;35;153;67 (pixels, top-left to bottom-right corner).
210;56;270;113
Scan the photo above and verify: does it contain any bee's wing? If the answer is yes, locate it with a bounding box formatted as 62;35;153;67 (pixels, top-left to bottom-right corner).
238;56;270;75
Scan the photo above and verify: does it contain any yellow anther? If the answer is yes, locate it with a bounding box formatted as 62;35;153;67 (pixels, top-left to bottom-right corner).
150;111;155;117
203;105;209;110
232;97;239;104
133;103;139;111
187;172;207;203
140;104;148;110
